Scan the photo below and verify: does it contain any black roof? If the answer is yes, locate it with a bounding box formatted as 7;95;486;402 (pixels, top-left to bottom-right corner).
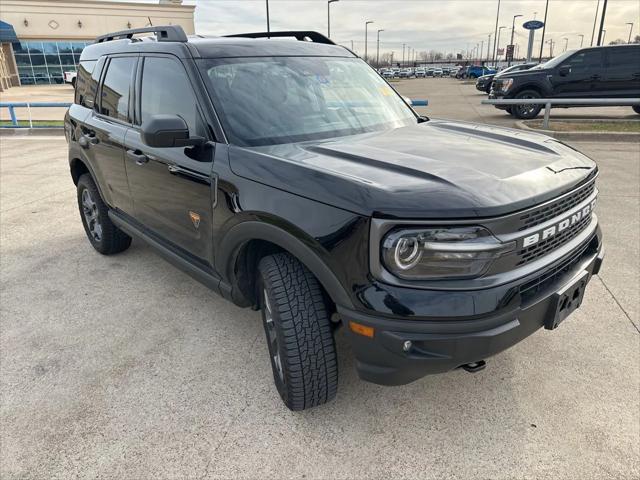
81;26;354;61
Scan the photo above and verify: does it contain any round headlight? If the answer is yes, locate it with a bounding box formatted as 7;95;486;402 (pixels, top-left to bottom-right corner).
394;236;423;270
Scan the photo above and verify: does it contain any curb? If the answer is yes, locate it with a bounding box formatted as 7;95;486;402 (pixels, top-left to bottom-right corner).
0;128;64;137
516;120;640;143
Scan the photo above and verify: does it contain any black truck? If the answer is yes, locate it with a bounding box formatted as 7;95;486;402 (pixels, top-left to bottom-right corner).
66;26;604;411
491;44;640;118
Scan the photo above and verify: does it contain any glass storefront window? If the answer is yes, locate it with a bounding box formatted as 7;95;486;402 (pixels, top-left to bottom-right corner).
14;39;89;85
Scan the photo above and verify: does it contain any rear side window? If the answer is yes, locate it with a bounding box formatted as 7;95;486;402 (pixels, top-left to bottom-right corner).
139;56;206;137
99;57;136;122
606;47;640;74
74;60;98;108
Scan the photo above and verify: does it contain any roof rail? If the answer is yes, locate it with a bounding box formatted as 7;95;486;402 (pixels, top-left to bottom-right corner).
224;31;336;45
95;25;188;43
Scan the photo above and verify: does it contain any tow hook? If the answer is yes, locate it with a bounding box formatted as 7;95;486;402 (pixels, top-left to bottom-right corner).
461;360;486;373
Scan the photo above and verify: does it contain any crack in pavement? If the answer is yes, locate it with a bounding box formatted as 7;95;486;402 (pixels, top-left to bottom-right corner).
596;276;639;334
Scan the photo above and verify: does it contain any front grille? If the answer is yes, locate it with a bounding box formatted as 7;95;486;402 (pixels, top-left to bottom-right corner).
519;234;598;302
516;212;592;266
518;181;596;231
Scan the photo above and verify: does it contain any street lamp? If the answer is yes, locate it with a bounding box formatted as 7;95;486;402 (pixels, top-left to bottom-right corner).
265;0;270;33
496;26;506;65
578;34;584;47
327;0;339;38
364;21;374;63
508;14;523;66
563;37;569;52
626;22;634;43
376;29;384;68
546;38;554;57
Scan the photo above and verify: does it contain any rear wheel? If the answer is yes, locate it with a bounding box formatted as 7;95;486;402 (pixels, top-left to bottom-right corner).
77;174;131;255
633;105;640;115
258;252;338;411
512;90;543;119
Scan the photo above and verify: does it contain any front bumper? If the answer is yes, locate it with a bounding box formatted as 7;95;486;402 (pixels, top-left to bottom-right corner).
339;232;604;386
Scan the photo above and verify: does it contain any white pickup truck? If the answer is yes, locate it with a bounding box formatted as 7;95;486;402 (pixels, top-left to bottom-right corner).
63;71;77;87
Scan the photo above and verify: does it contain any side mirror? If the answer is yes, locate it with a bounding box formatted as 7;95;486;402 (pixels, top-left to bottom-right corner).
558;65;571;77
141;114;204;148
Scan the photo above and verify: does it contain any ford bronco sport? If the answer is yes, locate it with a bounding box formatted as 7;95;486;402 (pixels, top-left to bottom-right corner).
66;26;604;411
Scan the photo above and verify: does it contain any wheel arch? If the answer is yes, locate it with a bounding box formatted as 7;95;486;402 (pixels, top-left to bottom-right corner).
69;157;111;206
217;221;355;310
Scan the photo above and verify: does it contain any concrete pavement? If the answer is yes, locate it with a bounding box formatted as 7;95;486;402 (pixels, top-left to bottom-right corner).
1;81;639;479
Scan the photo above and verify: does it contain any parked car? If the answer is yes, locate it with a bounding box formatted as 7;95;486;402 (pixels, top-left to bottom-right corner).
381;68;394;79
475;62;537;93
491;44;640;118
466;65;497;79
67;26;604;411
415;67;426;78
433;68;443;77
426;67;435;77
63;70;77;87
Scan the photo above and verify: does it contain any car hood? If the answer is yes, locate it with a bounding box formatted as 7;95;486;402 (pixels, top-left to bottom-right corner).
229;120;597;219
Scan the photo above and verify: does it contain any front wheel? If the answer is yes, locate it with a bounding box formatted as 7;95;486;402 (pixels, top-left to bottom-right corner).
512;90;543;119
258;253;338;411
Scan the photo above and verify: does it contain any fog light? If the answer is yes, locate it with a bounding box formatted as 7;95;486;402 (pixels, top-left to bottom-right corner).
403;340;412;352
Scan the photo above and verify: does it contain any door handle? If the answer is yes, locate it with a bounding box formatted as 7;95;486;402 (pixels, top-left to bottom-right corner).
127;149;148;165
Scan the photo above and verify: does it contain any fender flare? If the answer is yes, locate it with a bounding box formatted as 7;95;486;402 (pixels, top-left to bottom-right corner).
69;148;112;207
216;221;355;309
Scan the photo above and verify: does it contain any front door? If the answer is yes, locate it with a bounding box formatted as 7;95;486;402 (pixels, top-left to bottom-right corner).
124;55;215;267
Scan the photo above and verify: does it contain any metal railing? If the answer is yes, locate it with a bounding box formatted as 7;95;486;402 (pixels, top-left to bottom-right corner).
481;98;640;129
0;102;72;128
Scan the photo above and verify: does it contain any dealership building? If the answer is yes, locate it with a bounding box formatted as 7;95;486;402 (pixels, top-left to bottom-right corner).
0;0;195;90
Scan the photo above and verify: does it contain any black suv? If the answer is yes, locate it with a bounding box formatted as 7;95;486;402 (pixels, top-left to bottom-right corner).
491;44;640;118
66;26;604;411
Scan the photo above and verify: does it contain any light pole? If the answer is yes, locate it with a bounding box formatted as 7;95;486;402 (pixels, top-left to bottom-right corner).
578;34;584;47
327;0;339;38
538;0;550;62
492;0;501;65
563;37;569;52
591;0;600;46
402;43;406;67
626;22;634;43
597;0;608;46
364;20;374;63
601;29;607;45
546;38;554;57
265;0;270;33
496;26;506;64
487;33;492;64
376;29;384;68
508;14;523;66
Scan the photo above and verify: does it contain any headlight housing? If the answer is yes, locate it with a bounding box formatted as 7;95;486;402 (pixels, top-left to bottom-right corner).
381;226;514;280
500;78;514;93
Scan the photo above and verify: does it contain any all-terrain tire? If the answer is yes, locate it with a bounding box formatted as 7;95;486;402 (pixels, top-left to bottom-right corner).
512;89;543;119
258;252;338;411
77;174;131;255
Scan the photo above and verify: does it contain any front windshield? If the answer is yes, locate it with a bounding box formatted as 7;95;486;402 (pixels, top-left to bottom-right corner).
199;56;417;146
531;50;576;69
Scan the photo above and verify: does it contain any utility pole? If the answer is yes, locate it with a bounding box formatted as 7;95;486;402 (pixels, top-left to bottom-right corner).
508;14;523;66
597;0;608;46
578;33;584;47
364;20;373;63
487;33;492;64
627;23;634;43
563;37;569;52
265;0;270;33
327;0;339;38
402;43;406;67
601;29;606;45
591;0;600;46
496;26;506;64
538;0;550;62
480;40;484;64
546;38;554;57
376;29;384;68
492;0;501;65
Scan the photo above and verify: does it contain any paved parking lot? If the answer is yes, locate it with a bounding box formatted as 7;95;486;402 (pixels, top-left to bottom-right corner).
1;80;639;479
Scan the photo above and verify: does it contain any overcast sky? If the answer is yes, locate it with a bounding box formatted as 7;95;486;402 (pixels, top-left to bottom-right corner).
126;0;640;57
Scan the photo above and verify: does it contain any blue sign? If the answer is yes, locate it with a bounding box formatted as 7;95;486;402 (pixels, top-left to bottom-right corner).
523;20;544;30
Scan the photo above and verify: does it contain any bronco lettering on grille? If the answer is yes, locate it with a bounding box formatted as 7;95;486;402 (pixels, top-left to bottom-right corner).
522;199;597;248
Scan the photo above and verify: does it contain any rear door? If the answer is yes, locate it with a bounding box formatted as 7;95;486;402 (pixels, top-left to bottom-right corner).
603;46;640;97
124;54;215;267
552;49;605;97
82;55;137;214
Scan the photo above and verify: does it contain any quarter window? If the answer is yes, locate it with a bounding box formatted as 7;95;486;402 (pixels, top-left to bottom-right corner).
99;57;135;122
564;50;604;73
139;57;206;137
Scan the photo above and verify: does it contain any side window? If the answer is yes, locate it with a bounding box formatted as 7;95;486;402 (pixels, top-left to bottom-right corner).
140;57;206;137
607;47;640;75
99;57;136;122
564;50;604;73
75;60;98;108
